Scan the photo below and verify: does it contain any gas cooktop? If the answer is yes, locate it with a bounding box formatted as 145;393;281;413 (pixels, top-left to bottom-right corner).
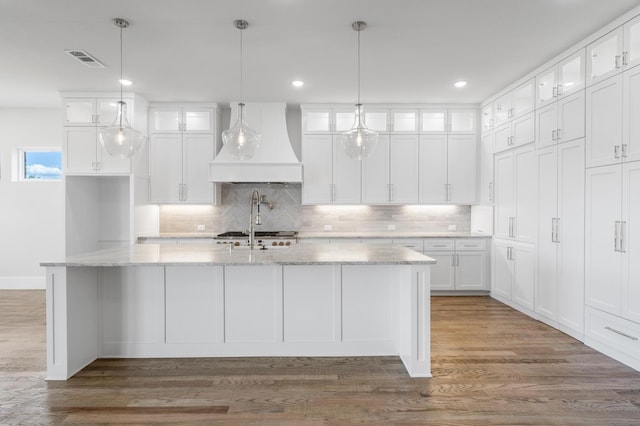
216;231;298;238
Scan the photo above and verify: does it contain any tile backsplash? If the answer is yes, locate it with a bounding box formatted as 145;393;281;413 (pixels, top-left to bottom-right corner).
159;183;471;234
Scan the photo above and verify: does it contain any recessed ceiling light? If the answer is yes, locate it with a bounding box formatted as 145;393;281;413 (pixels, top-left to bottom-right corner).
291;80;304;87
454;81;467;88
119;79;133;86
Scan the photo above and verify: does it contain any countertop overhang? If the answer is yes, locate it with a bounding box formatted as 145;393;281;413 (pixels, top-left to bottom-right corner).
41;243;436;267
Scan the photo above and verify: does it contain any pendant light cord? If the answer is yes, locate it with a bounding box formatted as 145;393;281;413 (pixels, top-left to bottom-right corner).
357;26;361;106
119;24;123;126
240;26;244;105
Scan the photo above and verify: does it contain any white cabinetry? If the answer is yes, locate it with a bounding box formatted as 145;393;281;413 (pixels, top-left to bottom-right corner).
302;134;361;204
420;109;476;134
362;135;419;204
493;112;534;153
149;104;218;204
63;94;147;175
418;134;476;204
536;50;586;108
586;17;640;86
585;161;640;370
494;144;536;242
425;239;488;292
536;139;585;338
536;89;585;149
492;239;535;312
479;131;494;204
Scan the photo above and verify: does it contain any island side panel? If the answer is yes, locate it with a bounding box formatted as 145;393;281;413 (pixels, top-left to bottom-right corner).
46;266;98;380
396;264;431;377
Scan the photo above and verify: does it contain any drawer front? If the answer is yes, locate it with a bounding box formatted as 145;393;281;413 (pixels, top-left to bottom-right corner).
392;239;423;252
424;239;454;251
586;307;640;361
455;239;486;251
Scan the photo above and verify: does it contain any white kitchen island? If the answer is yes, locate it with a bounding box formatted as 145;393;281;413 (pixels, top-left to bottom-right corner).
41;243;434;380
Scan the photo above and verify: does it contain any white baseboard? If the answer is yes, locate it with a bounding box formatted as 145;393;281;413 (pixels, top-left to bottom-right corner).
0;276;46;289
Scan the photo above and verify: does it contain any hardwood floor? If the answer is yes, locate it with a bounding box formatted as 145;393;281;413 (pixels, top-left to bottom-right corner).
1;291;639;425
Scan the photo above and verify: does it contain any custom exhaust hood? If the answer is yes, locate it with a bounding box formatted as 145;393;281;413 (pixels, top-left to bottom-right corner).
209;102;303;183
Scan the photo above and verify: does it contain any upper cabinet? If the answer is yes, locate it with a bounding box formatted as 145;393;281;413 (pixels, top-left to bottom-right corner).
420;109;476;134
483;79;534;132
149;106;215;134
587;17;640;86
391;109;419;134
302;106;389;134
62;94;148;175
536;50;586;108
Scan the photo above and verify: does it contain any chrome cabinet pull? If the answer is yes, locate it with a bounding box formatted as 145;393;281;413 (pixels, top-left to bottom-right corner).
614;145;621;159
605;326;638;341
614;221;620;252
620;221;627;253
557;84;564;96
622;144;628;158
623;51;629;66
551;218;556;242
552;86;559;98
552;130;557;141
508;217;515;238
557;128;562;140
615;55;622;69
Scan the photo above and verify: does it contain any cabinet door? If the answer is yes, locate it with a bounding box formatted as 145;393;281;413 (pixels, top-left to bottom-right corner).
418;135;448;203
448;109;476;133
447;134;477;204
96;98;122;126
302;135;333;204
511;112;534;147
586;74;623;168
535;103;558;149
363;108;389;133
481;105;493;131
455;251;487;290
184;134;215;203
623;65;640;163
624;15;640;70
536;66;557;107
391;109;418;133
183;108;215;133
420;109;447;133
150;134;183;203
513;145;536;242
64;127;97;174
585;165;622;315
64;98;96;125
98;141;132;175
587;27;623;84
557;90;585;143
556;139;585;334
333;108;357;133
512;243;535;311
493;122;511;153
558;49;586;96
150;108;182;133
536;146;558;321
492;241;512;299
621;162;640;323
426;252;455;290
479;132;494;204
494;151;514;239
302;108;332;134
333;138;361;204
493;93;511;126
511;79;535;118
362;135;390;204
389;135;419;204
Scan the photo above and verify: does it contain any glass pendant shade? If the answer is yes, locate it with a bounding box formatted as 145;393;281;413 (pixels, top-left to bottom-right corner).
98;101;145;159
222;103;261;160
342;104;379;160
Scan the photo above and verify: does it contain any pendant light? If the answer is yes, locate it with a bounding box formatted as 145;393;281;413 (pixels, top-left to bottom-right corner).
222;19;261;160
98;18;145;159
341;21;379;160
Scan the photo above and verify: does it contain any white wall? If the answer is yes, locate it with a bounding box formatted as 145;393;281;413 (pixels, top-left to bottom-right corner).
0;108;64;289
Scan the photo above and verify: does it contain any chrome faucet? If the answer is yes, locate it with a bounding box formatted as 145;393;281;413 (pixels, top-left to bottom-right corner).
249;188;262;249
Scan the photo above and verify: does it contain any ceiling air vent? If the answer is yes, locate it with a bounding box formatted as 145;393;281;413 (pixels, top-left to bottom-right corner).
64;49;105;68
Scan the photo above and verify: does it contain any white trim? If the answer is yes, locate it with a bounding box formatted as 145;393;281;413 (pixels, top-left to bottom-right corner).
0;276;46;289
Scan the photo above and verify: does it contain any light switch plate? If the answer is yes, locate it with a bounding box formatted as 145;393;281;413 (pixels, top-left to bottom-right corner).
196;224;206;231
387;224;396;230
323;224;333;231
448;225;457;231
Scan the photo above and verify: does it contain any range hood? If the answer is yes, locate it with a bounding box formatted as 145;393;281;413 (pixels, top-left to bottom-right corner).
209;102;303;183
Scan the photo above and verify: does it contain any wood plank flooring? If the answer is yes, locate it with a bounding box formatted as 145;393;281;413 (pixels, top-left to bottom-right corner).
1;291;639;424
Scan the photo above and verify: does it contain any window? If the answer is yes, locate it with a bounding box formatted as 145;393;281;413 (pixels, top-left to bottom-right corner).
19;149;62;181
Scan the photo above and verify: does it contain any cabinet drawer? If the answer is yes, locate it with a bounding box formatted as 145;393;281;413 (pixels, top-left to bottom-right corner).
392;239;423;252
586;307;640;362
455;239;486;251
424;239;454;251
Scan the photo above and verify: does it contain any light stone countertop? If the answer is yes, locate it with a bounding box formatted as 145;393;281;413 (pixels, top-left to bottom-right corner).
137;232;492;241
41;243;436;267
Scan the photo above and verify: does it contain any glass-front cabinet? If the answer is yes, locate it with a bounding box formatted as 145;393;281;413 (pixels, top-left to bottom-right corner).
587;27;623;84
537;50;585;107
624;14;640;70
149;107;214;134
64;98;123;126
391;109;419;133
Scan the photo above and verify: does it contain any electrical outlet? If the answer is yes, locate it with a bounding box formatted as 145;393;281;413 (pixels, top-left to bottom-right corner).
448;225;457;231
387;224;396;231
196;224;206;231
323;224;333;231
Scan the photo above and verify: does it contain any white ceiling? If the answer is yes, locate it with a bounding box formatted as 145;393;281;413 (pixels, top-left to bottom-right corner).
2;0;640;108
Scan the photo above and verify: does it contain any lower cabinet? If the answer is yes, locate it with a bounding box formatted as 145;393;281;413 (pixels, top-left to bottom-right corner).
492;239;535;313
425;239;488;292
